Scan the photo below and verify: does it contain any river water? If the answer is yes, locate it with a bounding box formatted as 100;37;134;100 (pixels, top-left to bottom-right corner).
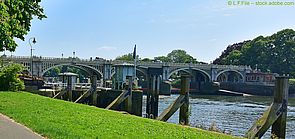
142;95;295;139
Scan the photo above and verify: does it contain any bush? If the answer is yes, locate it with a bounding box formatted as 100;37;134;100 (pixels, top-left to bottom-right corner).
290;79;295;85
0;63;25;91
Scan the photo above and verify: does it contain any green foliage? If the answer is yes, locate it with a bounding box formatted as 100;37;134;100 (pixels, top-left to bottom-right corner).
213;41;250;64
155;49;198;63
44;66;88;79
0;0;46;51
43;67;60;77
0;63;24;91
154;56;171;62
115;53;138;61
140;57;153;62
290;79;295;85
0;92;240;139
167;49;197;63
116;49;198;63
217;29;295;76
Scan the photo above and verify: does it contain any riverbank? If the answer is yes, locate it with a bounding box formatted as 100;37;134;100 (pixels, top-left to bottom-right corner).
0;92;242;139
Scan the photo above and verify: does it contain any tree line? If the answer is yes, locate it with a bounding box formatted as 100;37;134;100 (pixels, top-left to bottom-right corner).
116;49;200;64
213;29;295;76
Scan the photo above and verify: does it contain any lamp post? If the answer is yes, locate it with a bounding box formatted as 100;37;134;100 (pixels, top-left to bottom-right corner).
29;37;36;76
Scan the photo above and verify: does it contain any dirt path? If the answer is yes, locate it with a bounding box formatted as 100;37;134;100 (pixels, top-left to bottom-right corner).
0;113;44;139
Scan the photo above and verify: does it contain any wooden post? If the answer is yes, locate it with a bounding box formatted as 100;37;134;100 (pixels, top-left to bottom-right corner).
157;74;190;124
105;90;129;109
91;75;98;105
125;76;133;113
271;77;289;138
179;75;190;125
247;76;289;139
151;75;156;118
67;75;73;101
152;75;160;118
146;75;152;117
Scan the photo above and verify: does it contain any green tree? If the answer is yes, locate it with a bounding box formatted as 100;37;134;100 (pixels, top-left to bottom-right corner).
115;53;135;61
154;56;171;62
140;58;153;62
222;50;241;65
44;67;60;77
217;29;295;76
0;0;46;51
0;63;25;91
167;49;197;63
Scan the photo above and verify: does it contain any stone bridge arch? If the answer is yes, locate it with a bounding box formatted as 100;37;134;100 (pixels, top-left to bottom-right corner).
167;68;211;80
110;66;148;79
42;63;104;81
215;69;244;82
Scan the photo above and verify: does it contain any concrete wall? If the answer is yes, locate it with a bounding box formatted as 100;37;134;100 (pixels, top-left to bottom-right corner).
220;82;295;96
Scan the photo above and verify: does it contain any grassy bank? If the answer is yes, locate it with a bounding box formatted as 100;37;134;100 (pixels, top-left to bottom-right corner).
0;92;242;139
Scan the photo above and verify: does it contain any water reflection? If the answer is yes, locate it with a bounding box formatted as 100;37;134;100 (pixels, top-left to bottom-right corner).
143;95;295;139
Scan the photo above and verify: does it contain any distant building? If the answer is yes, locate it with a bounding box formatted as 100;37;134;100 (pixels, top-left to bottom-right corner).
246;71;275;83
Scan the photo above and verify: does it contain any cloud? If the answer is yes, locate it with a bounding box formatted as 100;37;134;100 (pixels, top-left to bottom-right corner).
97;46;117;51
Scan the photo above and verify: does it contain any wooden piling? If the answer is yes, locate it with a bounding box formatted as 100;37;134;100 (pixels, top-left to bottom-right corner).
91;75;98;105
271;77;289;138
106;76;133;113
125;76;133;113
179;75;190;125
146;75;151;117
247;76;289;139
67;75;73;101
157;74;190;125
146;75;160;118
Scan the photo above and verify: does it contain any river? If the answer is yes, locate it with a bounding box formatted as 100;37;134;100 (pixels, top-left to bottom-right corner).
143;95;295;139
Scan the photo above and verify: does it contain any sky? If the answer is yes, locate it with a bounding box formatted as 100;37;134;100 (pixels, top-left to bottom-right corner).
3;0;295;62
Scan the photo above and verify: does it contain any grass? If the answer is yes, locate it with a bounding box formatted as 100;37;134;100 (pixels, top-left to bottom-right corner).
0;92;243;139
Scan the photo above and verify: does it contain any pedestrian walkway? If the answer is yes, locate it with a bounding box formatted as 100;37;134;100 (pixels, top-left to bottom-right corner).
0;113;43;139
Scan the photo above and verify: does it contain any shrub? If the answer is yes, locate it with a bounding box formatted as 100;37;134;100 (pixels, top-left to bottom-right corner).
0;63;25;91
289;79;295;85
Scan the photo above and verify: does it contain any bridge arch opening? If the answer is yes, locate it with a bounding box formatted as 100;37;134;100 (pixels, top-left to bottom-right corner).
168;68;211;80
42;64;103;84
216;70;244;82
168;68;211;93
135;68;148;88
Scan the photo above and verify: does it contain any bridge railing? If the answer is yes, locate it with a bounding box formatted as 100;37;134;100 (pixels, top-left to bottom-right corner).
4;55;251;71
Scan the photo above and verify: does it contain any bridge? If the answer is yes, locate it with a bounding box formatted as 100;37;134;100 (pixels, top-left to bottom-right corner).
1;55;252;89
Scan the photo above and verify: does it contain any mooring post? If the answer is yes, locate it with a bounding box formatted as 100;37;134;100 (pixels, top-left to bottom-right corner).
146;75;152;117
157;74;190;124
125;76;133;113
153;75;160;118
91;75;98;105
271;77;289;138
67;75;73;101
247;76;289;139
179;74;190;125
146;75;160;118
149;75;157;118
151;75;160;118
